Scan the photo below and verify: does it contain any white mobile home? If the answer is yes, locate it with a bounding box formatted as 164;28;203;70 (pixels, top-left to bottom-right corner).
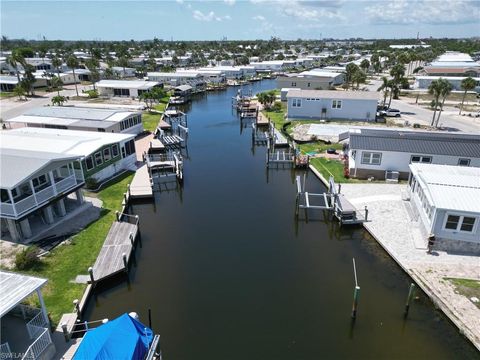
2;128;137;183
414;76;480;92
407;164;480;252
346;129;480;180
6;106;144;135
277;70;344;90
286;90;378;121
96;80;161;98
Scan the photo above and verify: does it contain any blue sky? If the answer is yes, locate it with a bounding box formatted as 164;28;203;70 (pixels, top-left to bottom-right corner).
1;0;479;41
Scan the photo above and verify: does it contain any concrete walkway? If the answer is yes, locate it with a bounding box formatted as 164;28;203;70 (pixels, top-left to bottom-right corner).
340;183;480;350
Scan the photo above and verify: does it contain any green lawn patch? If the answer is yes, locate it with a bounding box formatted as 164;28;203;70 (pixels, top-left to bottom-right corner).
23;172;134;324
445;278;480;309
142;96;170;133
298;142;343;155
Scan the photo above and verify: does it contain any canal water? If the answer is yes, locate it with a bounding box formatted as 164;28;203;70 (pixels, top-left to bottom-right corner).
85;80;477;359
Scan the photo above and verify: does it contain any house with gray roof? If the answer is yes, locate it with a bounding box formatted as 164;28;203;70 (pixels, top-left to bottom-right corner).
96;79;161;98
346;128;480;180
286;90;379;121
5;106;144;134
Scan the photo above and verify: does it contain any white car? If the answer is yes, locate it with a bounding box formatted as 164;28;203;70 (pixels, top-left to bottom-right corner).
381;108;401;117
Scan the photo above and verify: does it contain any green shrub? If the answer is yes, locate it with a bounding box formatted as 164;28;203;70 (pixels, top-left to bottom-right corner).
271;102;282;112
85;177;98;189
85;89;98;98
15;246;42;270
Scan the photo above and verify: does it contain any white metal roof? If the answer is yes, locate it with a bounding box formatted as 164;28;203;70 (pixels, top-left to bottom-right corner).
436;52;474;63
0;271;47;317
297;70;343;78
23;106;140;122
0;76;19;84
410;163;480;213
96;80;159;90
415;76;480;81
2;128;134;158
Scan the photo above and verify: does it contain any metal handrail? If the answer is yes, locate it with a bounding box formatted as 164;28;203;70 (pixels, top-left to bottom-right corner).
21;327;52;360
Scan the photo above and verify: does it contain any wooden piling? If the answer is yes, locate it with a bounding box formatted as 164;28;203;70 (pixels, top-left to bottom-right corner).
61;322;69;342
364;206;369;221
73;299;80;314
404;283;416;317
122;253;128;271
352;286;360;319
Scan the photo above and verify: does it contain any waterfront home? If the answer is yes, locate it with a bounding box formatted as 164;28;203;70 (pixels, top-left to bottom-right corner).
6;106;144;135
346;128;480;180
96;79;161;98
173;84;193;98
146;71;206;90
250;60;286;72
407;163;480;252
0;75;18;92
414;76;480;92
111;66;136;78
0;146;84;242
0;271;55;360
277;70;344;90
2;127;137;183
286;89;378;121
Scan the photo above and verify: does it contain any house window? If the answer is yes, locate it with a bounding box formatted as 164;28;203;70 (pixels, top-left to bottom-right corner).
458;158;471;166
361;152;382;165
112;144;119;157
32;174;48;188
292;98;302;108
94;151;103;166
307;82;311;87
103;147;111;162
98;128;105;132
410;155;432;164
85;156;94;170
332;100;342;109
444;214;477;233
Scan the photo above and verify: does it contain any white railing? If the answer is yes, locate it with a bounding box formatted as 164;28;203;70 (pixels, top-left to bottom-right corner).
0;342;11;357
34;185;55;205
55;175;76;194
26;311;48;339
21;328;52;360
0;202;15;217
74;169;84;182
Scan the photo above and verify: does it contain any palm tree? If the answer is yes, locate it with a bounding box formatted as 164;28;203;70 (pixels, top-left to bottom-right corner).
353;70;367;90
85;58;100;90
377;76;390;107
389;64;405;100
12;84;25;100
428;79;443;126
459;77;476;115
360;59;370;74
66;54;79;96
51;76;63;96
6;50;26;83
345;63;359;90
116;56;130;77
434;80;453;127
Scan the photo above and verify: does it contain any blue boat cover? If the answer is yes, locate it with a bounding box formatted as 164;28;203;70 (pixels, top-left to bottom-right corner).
73;313;153;360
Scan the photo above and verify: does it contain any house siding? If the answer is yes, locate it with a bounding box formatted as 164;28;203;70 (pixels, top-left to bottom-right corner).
348;149;480;179
287;97;377;121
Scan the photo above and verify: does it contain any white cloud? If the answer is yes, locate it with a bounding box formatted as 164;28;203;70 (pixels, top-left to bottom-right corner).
224;0;236;5
175;0;184;4
251;0;345;21
192;10;231;22
252;15;266;21
365;0;480;25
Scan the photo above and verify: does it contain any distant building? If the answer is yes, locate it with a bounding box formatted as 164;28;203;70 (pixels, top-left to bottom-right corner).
414;76;480;92
423;52;480;77
346;128;480;180
389;44;431;49
407;163;480;252
277;70;344;90
286;90;378;121
6;106;144;135
146;71;206;89
96;80;161;98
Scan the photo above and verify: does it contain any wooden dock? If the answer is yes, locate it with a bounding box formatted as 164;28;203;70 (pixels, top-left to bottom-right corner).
129;164;153;199
256;112;269;126
90;217;139;283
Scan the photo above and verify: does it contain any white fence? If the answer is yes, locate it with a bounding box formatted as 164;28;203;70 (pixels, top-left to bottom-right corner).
26;311;48;339
0;342;11;357
21;328;52;360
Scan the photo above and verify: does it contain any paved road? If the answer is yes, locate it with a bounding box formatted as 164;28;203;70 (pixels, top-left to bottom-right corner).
0;84;91;120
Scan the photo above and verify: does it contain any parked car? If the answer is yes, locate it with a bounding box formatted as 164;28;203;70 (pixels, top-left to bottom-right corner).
381;108;401;117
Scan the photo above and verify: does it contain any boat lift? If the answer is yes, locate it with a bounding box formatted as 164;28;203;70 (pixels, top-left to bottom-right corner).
144;151;183;184
295;175;368;226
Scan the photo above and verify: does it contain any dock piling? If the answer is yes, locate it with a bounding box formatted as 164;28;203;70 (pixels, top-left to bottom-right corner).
122;253;128;271
404;283;416;317
61;322;69;342
364;206;369;221
73;299;80;314
129;232;134;246
351;258;360;319
115;211;120;221
88;267;95;284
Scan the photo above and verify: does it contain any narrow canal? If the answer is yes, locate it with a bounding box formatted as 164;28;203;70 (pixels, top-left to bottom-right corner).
85;80;478;359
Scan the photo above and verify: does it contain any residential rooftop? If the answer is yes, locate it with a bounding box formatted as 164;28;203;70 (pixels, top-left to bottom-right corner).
22;106;140;121
410;163;480;213
348;128;480;158
95;80;160;90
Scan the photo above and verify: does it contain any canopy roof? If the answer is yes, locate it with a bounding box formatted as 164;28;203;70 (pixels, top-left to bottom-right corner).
73;313;153;360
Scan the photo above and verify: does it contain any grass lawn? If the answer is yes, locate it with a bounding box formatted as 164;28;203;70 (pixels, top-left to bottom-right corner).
445;278;480;309
23;172;134;324
142;96;170;133
0;92;16;99
263;102;287;130
298;142;343;155
309;157;363;184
